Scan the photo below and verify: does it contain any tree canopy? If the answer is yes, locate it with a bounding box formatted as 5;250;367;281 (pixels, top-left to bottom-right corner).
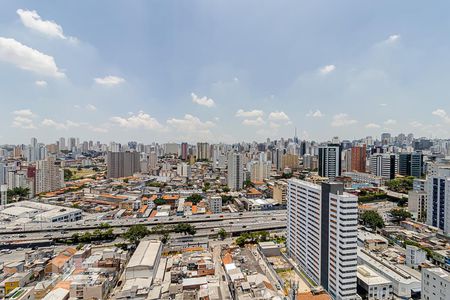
186;194;203;205
390;208;412;222
361;210;385;230
386;177;414;193
123;224;150;244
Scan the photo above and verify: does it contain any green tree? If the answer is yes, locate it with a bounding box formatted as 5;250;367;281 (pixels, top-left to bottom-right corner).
7;187;30;201
64;169;73;181
161;232;170;244
153;198;166;206
222;186;230;193
386;177;414;193
221;195;234;205
123;224;150;244
281;172;293;179
244;179;254;188
174;223;197;235
186;194;203;205
390;209;412;223
361;211;385;230
218;228;227;240
99;222;111;229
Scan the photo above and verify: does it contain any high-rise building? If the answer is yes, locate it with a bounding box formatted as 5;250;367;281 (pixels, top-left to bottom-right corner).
164;143;179;155
399;151;423;177
147;152;158;170
249;153;271;182
318;144;341;179
197;142;210;161
35;157;65;194
281;154;299;171
370;153;396;180
287;180;358;300
227;152;243;191
426;168;450;235
381;133;391;145
107;151;141;178
350;145;366;172
59;137;66;150
181;142;188;160
176;162;191;178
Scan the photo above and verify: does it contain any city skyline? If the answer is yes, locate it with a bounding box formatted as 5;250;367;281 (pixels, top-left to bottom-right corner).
1;1;450;143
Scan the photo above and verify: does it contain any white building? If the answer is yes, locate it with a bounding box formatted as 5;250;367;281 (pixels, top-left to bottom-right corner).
227;152;243;191
406;245;427;269
125;240;162;281
208;196;222;214
248;159;271;182
176;163;191;178
426;167;450;236
287;179;358;299
356;265;393;300
357;248;421;298
370;154;396;180
422;268;450;300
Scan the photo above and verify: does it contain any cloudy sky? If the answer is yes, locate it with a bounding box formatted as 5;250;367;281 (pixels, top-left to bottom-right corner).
1;1;450;144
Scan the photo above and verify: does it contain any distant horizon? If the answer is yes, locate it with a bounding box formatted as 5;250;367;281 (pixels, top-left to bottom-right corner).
0;133;439;147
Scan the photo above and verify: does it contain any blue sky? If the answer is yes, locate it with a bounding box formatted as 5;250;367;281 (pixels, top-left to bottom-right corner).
1;1;450;144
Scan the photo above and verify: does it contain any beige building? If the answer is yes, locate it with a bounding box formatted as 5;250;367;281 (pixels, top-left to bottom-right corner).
273;181;287;205
281;154;299;171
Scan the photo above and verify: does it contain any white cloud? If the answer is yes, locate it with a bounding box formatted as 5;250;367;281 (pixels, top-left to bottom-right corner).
268;111;290;122
85;104;97;111
41;119;80;130
16;9;76;42
384;119;397;125
35;80;47;87
319;64;336;75
385;34;400;43
110;111;163;130
365;123;381;129
0;37;65;78
432;108;450;123
13;109;34;117
167;114;214;133
306;110;324;118
235;109;264;118
409;121;423;128
331;113;357;127
12;109;36;129
191;93;215;107
90;126;108;133
94;75;125;86
242;117;265;126
380;103;388;107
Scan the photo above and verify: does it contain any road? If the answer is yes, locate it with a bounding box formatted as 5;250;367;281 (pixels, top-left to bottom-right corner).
0;214;287;245
0;210;287;234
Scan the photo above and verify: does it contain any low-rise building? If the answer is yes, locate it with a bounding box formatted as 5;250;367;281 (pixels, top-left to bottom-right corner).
357;265;393;300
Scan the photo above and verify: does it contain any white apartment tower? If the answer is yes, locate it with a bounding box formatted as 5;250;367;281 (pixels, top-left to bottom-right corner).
369;153;396;180
427;167;450;236
227;152;243;191
287;179;358;300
